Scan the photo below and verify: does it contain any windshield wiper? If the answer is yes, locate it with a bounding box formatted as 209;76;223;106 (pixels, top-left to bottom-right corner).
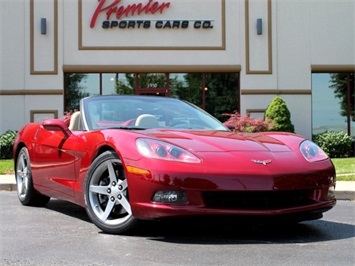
106;126;147;130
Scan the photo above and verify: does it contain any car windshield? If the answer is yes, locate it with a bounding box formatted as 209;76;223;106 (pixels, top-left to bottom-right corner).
81;95;228;131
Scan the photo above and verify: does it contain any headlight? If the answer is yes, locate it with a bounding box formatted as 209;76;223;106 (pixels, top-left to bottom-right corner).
300;140;328;162
136;138;201;163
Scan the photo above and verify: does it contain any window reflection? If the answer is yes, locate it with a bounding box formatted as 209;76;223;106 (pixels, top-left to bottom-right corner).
102;73;117;95
138;73;166;89
170;73;202;107
312;73;354;138
64;73;91;112
65;72;239;121
81;74;99;96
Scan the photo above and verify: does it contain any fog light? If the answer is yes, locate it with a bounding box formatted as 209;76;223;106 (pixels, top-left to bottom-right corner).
152;191;187;204
328;185;335;198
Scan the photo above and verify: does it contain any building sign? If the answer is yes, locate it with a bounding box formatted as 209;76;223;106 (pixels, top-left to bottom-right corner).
90;0;213;30
79;0;225;50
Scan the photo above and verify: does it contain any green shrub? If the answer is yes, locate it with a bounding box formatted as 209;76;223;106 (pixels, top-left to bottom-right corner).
313;131;352;158
0;130;18;159
264;96;295;133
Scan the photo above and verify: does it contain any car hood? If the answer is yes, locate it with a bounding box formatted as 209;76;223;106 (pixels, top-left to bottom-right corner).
138;129;297;153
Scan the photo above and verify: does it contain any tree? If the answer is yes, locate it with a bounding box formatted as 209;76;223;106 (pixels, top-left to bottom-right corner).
175;73;202;106
168;75;184;98
114;74;134;95
205;73;238;121
115;79;134;95
176;73;238;121
138;73;166;88
329;73;355;122
115;73;169;95
264;96;295;132
113;73;239;122
64;73;89;111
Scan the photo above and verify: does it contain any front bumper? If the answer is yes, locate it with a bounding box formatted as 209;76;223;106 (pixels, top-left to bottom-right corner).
127;170;336;220
125;151;336;221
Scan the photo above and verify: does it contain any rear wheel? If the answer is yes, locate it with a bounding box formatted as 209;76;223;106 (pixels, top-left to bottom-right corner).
16;147;50;206
84;151;138;234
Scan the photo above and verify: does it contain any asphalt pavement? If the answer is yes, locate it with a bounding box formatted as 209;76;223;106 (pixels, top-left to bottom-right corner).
0;174;354;201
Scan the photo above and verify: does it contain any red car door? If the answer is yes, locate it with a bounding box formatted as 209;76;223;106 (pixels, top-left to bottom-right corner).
31;127;78;199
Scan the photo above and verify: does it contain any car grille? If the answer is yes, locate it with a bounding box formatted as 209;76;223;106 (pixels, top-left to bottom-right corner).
203;190;313;210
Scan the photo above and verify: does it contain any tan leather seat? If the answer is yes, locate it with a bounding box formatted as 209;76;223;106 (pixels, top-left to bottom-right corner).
68;111;81;131
135;114;159;128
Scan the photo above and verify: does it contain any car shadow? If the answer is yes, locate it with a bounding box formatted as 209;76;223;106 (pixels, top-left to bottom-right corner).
137;217;355;245
45;199;354;244
45;198;91;223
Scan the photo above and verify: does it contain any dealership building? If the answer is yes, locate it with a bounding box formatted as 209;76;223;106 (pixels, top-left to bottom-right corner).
0;0;354;141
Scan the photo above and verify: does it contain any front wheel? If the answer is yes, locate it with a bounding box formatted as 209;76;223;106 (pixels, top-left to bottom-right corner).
84;151;138;234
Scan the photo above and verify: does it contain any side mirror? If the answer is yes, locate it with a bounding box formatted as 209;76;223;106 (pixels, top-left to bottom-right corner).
42;119;72;138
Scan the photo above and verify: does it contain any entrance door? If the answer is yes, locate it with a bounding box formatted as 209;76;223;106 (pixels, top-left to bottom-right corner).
137;89;167;96
135;73;170;96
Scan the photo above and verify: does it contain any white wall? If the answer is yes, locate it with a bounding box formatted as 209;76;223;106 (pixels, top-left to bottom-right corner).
62;0;242;66
1;0;354;137
310;0;355;64
241;0;355;139
0;0;64;132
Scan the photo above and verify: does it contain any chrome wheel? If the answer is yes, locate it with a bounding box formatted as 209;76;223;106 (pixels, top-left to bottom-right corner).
16;148;30;201
15;147;50;206
85;151;137;234
89;159;132;224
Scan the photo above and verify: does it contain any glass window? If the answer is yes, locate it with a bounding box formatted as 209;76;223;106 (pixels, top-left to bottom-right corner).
64;72;239;122
169;73;239;121
312;73;354;138
64;73;92;112
138;73;167;89
102;73;117;95
81;74;100;96
204;73;239;121
170;73;203;107
105;73;135;95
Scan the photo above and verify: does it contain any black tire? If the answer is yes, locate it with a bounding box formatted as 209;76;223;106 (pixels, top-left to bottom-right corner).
15;147;50;206
84;151;138;234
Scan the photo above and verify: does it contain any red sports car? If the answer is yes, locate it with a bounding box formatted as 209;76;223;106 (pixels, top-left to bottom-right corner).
13;95;336;234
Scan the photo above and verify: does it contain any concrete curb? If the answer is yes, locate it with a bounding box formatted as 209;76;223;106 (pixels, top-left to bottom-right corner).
336;191;355;201
0;175;16;192
1;175;354;201
0;183;16;192
334;181;355;201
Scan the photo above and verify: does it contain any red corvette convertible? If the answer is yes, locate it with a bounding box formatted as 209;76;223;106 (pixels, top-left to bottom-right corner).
13;95;336;234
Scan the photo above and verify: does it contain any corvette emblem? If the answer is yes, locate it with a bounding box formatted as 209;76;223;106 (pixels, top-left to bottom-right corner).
251;159;272;166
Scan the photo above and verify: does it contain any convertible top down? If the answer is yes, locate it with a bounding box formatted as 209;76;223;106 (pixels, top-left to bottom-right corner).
13;95;336;234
